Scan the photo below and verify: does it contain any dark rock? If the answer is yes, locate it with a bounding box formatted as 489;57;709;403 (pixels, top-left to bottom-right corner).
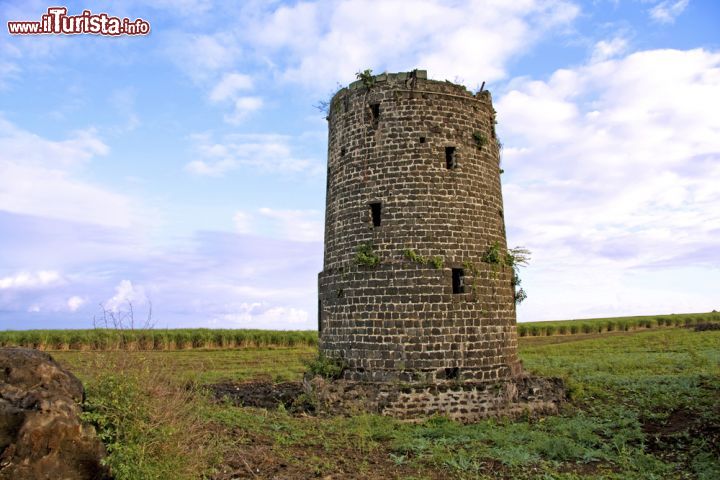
0;347;109;480
210;380;304;410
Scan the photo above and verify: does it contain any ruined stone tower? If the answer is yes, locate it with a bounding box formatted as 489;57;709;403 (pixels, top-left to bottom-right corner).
316;71;559;420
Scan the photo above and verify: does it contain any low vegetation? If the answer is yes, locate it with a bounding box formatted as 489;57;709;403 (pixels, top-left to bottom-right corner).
517;311;720;337
0;328;317;351
47;324;719;479
2;312;718;352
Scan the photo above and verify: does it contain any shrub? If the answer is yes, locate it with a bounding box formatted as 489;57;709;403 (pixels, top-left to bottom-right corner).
81;356;222;479
305;353;347;379
355;242;380;267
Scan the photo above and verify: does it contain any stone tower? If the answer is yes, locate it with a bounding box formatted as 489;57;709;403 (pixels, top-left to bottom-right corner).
318;70;522;388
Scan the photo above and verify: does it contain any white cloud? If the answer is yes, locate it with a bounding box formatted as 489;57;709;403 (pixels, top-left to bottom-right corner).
209;72;253;102
0;117;143;228
234;208;323;242
67;295;85;311
497;48;720;321
0;270;63;290
258;207;324;242
649;0;689;24
164;32;242;83
185;133;322;176
247;0;580;90
591;37;628;62
104;279;148;313
233;211;252;234
224;96;263;124
233;207;324;242
213;303;311;329
0;116;107;168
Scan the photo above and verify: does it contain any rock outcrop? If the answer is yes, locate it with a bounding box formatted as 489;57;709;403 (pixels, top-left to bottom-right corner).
0;347;108;480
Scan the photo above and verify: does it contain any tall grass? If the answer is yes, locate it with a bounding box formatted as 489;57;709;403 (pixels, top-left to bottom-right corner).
2;312;719;350
0;328;318;351
81;354;224;479
516;311;720;337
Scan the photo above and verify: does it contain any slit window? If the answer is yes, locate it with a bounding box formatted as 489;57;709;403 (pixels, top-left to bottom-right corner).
452;268;465;294
370;103;380;128
318;299;323;333
445;146;457;169
419;136;426;144
340;147;347;157
369;202;382;227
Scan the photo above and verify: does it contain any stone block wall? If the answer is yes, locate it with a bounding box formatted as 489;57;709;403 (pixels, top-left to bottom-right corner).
318;70;520;384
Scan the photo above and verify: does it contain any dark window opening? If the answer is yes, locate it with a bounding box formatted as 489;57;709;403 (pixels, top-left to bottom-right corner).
445;367;460;380
419;136;426;144
445;146;457;169
369;202;382;227
370;103;380;128
452;268;465;294
340;147;347;157
318;299;323;333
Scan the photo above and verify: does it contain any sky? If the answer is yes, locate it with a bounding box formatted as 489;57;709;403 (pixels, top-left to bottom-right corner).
0;0;718;330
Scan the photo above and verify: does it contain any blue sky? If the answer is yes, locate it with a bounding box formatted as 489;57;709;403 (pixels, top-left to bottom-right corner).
1;0;718;330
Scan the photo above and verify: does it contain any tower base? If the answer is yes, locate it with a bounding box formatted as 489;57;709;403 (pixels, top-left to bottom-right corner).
305;375;565;423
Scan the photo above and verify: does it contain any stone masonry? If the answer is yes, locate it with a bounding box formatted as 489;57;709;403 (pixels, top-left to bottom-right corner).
316;70;561;420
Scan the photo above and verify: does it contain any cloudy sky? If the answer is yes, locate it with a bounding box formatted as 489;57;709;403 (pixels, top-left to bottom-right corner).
1;0;718;330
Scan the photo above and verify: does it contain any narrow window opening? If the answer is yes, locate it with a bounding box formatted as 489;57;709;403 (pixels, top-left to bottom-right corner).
445;146;457;169
452;268;465;294
369;202;382;227
318;299;323;333
370;103;380;128
340;147;347;157
445;367;460;380
419;136;426;144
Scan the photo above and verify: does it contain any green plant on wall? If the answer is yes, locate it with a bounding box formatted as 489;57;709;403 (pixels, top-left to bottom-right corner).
355;242;380;267
356;69;375;89
472;131;487;149
480;242;531;304
404;248;444;269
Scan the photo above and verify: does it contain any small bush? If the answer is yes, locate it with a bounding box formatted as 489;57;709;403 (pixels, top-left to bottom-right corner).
81;356;222;479
355;242;381;267
305;353;346;379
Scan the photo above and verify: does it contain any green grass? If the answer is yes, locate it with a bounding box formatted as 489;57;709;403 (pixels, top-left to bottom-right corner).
55;346;316;385
51;327;719;479
517;311;720;337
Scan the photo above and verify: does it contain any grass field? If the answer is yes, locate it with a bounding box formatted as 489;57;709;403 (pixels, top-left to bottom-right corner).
49;326;719;480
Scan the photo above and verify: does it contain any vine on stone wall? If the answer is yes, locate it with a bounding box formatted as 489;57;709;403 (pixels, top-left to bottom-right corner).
479;242;531;304
403;249;444;269
355;242;380;267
